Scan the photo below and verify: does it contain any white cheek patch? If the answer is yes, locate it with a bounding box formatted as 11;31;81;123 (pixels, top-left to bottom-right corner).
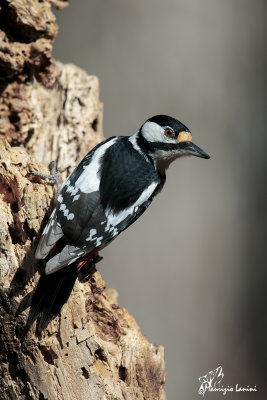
141;121;165;143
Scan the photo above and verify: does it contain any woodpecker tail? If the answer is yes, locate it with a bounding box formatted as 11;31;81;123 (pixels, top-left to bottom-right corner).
26;263;77;334
26;253;101;334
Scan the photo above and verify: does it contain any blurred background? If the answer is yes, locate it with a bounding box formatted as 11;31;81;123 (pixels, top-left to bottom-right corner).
53;1;267;398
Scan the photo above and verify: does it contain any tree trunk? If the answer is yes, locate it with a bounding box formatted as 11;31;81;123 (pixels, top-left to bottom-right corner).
0;1;166;399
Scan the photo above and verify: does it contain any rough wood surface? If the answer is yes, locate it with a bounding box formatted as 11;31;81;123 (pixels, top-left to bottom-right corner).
0;1;166;399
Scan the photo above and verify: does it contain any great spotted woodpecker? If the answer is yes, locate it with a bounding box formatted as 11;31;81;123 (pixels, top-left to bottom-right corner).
27;115;209;332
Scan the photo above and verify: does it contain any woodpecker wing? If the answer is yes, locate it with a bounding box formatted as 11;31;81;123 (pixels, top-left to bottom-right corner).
35;138;117;266
35;208;64;260
98;136;163;234
36;136;162;275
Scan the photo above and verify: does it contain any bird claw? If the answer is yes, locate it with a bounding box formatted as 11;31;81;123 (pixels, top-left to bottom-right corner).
27;161;61;189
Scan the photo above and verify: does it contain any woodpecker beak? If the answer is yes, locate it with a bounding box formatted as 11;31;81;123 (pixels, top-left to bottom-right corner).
184;142;210;159
177;131;210;159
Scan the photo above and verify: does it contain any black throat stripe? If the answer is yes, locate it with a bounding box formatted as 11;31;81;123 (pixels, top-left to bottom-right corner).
137;131;182;153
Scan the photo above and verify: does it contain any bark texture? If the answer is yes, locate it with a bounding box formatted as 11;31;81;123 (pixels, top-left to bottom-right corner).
0;1;166;399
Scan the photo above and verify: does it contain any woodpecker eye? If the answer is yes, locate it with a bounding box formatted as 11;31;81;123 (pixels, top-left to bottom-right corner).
164;128;174;138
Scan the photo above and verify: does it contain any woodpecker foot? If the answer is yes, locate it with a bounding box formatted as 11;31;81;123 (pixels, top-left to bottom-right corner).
27;161;61;189
78;253;103;283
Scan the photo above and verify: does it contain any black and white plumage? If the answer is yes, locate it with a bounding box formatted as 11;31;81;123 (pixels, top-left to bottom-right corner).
28;115;209;332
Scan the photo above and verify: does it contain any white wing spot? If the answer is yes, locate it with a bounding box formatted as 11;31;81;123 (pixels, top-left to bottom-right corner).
67;185;79;196
59;203;66;212
86;228;97;242
96;236;103;246
59;203;74;220
104;221;112;232
112;228;118;237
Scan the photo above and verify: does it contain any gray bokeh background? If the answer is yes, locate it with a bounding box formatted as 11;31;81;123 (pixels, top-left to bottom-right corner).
53;1;267;398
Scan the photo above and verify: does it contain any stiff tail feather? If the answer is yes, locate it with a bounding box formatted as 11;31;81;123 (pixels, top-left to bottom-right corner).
26;253;102;334
26;263;77;334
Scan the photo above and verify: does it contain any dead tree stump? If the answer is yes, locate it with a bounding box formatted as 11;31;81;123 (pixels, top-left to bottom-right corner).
0;1;166;399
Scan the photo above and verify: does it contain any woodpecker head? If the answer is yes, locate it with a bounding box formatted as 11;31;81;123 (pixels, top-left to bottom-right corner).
138;115;210;171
